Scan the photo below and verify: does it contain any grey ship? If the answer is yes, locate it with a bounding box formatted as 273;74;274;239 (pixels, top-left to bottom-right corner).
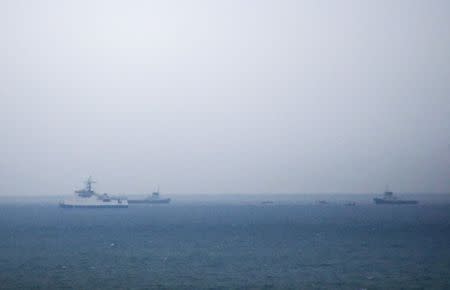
128;187;171;204
59;177;128;208
373;189;418;205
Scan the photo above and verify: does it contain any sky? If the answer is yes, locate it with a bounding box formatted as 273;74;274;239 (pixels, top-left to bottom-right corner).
0;0;449;195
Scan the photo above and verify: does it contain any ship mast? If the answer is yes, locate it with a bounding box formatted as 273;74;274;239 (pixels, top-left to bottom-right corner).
86;176;96;192
75;176;97;197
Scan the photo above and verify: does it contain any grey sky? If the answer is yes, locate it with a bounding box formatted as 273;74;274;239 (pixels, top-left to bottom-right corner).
0;0;449;195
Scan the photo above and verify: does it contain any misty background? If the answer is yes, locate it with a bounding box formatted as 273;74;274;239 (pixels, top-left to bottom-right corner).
0;0;449;196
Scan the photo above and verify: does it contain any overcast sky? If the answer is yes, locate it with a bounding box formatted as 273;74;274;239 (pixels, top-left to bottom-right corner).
0;0;449;195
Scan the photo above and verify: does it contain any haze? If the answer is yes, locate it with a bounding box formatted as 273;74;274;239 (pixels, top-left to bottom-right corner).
0;0;449;196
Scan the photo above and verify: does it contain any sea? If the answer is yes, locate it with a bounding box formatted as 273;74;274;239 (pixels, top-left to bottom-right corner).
0;194;449;289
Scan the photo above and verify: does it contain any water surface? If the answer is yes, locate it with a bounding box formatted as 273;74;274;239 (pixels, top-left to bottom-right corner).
0;196;449;289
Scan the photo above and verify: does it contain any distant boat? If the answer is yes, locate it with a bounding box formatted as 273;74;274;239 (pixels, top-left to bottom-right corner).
344;201;356;206
128;187;171;204
373;190;418;205
316;200;328;205
60;177;128;208
261;200;274;205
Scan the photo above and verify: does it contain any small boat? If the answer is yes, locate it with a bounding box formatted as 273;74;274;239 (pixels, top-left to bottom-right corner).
344;201;356;206
261;200;274;205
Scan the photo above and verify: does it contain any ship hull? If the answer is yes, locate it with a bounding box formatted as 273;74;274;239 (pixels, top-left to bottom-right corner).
59;198;128;208
373;198;418;205
59;203;128;208
128;198;171;204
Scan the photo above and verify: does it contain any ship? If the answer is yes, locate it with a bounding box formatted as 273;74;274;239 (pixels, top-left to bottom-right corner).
373;189;418;205
128;187;171;204
59;177;128;208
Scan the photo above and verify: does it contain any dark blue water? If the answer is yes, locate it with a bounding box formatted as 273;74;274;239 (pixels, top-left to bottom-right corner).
0;201;449;289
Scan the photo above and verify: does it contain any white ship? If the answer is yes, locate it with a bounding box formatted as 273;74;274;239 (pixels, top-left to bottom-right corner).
59;177;128;208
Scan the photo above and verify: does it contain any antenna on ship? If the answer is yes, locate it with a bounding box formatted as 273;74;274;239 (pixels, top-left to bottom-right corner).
152;184;160;198
384;184;393;197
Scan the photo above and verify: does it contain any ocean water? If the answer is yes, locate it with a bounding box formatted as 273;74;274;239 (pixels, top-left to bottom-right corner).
0;196;449;289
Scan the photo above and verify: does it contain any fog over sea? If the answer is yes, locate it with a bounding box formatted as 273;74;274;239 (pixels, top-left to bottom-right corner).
0;194;449;289
1;1;449;288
